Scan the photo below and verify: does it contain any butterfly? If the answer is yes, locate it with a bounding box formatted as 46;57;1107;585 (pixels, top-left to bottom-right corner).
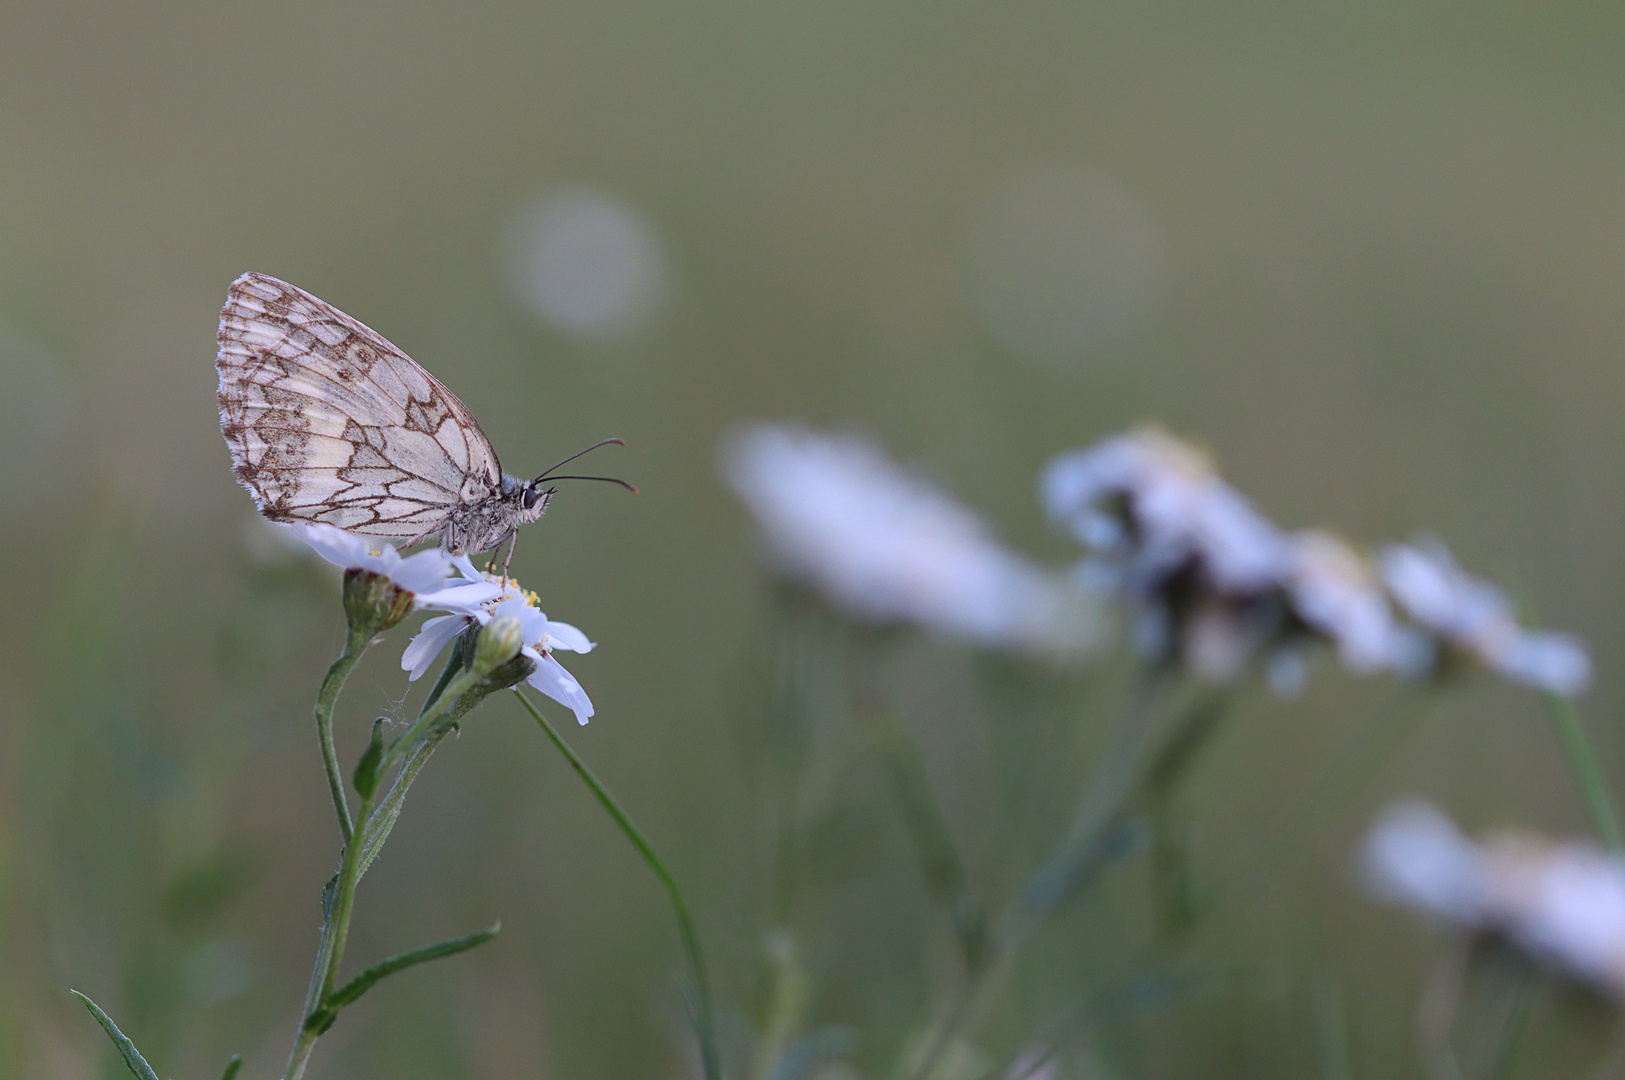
216;272;632;569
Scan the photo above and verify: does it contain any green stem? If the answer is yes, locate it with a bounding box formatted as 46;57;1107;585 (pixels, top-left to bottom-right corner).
1544;695;1625;854
1143;693;1231;940
514;689;722;1080
283;664;484;1080
999;670;1162;948
1489;973;1542;1080
864;708;985;973
313;633;369;844
911;674;1167;1080
986;689;1438;1080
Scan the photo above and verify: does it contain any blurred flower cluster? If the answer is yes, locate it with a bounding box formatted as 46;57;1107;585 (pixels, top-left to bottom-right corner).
1365;801;1625;997
725;423;1589;697
1042;427;1589;695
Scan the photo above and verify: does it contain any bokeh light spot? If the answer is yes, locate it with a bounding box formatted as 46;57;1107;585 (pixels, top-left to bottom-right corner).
504;189;670;344
963;164;1169;365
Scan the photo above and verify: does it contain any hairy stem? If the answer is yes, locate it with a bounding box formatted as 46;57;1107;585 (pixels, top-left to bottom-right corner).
313;632;369;844
283;664;484;1080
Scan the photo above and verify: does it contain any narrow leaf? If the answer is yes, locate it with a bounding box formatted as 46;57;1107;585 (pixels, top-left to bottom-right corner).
70;991;161;1080
353;717;386;798
321;870;339;920
302;1006;336;1035
324;923;500;1012
221;1054;244;1080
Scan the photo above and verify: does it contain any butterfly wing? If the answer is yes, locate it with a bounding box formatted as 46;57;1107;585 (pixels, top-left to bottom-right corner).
217;272;505;538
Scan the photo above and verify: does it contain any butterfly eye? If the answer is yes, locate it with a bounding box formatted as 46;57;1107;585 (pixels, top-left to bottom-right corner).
522;488;544;510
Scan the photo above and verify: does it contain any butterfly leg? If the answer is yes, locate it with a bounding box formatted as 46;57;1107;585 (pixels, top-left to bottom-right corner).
499;530;520;580
483;532;519;579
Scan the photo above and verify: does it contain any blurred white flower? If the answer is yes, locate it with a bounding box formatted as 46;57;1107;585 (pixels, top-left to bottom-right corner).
1043;427;1288;592
1364;801;1490;924
1042;430;1584;699
1381;540;1591;696
724;424;1102;656
287;523;501;613
1284;531;1429;677
1042;429;1297;683
402;558;596;725
1364;801;1625;996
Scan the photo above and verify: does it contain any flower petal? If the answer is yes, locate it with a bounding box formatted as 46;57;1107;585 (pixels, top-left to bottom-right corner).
417;579;504;615
544;620;595;654
527;654;595;725
449;554;485;583
402;614;469;680
297;523;376;571
389;548;454;595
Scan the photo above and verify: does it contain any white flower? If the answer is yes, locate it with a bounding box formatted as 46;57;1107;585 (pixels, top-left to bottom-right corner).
286;522;504;615
1041;428;1289;596
1363;801;1490;925
723;424;1102;655
1042;429;1301;683
1041;430;1582;699
1284;531;1428;677
1363;801;1625;996
1381;539;1591;696
402;560;597;725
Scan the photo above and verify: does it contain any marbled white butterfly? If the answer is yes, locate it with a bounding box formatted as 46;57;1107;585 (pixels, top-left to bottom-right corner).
217;272;630;567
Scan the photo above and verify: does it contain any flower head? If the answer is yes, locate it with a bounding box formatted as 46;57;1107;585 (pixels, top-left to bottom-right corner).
723;424;1101;656
1043;429;1301;683
402;558;596;724
1380;539;1590;696
1042;428;1287;596
1040;430;1579;698
1364;801;1625;996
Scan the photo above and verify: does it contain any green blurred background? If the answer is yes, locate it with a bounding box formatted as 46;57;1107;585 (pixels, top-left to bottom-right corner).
2;1;1624;1077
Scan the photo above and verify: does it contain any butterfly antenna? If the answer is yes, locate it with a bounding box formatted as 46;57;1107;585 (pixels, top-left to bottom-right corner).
544;475;640;494
535;438;626;482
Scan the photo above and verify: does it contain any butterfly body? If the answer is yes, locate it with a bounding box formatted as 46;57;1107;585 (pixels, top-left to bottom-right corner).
443;473;553;556
217;272;551;557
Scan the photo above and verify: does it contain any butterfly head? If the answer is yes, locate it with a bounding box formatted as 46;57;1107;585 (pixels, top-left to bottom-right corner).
517;482;554;525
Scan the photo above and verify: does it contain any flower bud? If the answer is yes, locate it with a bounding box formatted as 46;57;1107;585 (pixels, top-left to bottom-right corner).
342;568;416;639
473;615;525;675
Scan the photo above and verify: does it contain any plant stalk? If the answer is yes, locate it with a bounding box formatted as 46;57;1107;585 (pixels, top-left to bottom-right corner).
313;632;369;844
514;688;723;1080
283;664;484;1080
1544;694;1625;854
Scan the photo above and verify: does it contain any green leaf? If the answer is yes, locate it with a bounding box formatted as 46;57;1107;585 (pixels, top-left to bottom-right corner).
69;991;160;1080
321;871;339;920
302;1006;337;1035
353;717;386;798
220;1054;244;1080
323;923;500;1012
